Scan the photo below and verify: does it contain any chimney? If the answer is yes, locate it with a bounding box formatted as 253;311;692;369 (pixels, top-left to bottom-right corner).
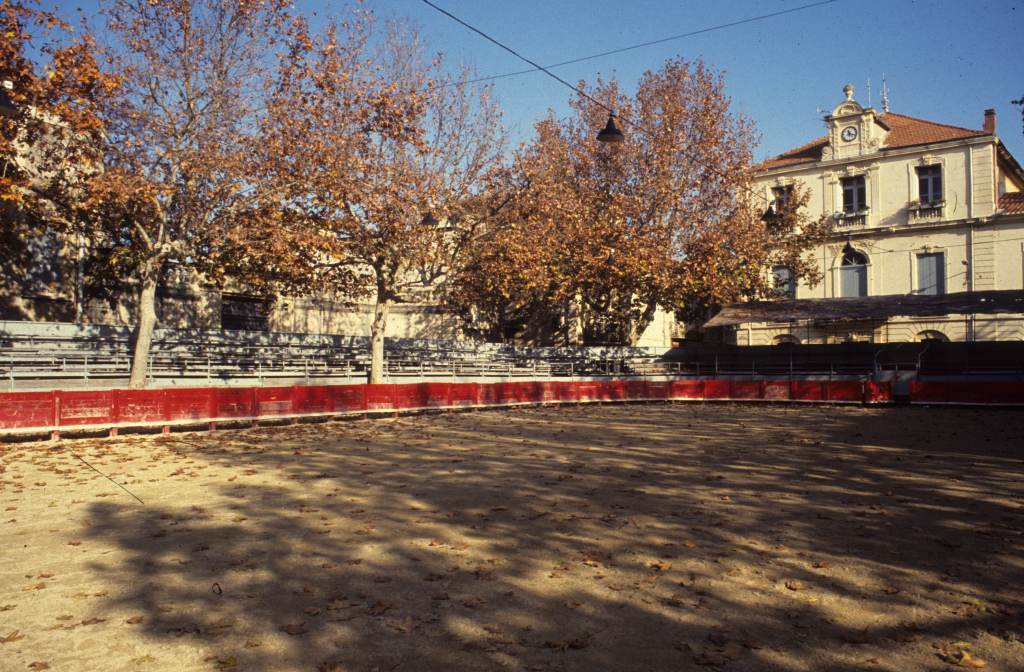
983;108;996;134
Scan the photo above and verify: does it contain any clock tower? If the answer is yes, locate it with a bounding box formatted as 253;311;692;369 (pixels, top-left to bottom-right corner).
821;84;890;161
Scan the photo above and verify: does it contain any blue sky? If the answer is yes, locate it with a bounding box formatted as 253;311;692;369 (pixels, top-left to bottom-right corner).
44;0;1024;161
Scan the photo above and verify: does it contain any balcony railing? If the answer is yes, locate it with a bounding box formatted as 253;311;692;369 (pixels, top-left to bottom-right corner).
908;201;944;223
833;211;868;229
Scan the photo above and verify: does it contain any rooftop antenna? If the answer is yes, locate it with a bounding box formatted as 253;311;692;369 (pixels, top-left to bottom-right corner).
881;75;890;113
867;77;872;107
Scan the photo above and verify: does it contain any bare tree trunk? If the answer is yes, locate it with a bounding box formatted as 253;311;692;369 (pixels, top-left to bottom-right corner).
129;268;160;389
368;290;392;385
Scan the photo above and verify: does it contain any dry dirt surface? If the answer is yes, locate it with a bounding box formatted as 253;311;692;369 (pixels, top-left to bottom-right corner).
1;403;1023;672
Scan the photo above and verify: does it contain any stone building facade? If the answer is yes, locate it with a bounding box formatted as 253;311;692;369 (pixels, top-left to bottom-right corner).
735;85;1024;345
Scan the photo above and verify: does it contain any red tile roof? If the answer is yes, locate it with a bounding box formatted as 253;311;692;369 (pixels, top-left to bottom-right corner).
759;112;990;170
881;112;989;148
760;135;829;168
1000;192;1024;215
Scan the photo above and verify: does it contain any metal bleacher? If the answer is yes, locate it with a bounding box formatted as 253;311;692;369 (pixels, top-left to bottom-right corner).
15;322;1020;392
0;333;359;388
0;322;664;390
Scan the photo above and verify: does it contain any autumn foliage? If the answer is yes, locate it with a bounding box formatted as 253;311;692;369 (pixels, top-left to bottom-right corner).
237;10;504;383
0;1;113;299
448;59;829;345
79;0;291;387
2;2;829;382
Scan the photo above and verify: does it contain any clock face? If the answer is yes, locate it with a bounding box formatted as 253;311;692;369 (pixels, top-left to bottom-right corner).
841;126;858;142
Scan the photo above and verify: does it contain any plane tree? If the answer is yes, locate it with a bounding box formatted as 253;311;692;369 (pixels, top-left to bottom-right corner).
241;11;504;383
80;0;291;388
0;1;113;314
449;58;829;345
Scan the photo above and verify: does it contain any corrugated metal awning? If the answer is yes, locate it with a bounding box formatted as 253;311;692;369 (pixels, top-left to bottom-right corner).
704;290;1024;328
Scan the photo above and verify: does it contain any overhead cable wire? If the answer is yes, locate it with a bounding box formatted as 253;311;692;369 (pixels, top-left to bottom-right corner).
430;0;843;90
418;0;610;112
421;0;843;207
367;3;1022;263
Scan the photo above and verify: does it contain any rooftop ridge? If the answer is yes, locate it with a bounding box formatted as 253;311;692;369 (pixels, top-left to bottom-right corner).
759;111;992;171
757;135;828;169
880;111;988;137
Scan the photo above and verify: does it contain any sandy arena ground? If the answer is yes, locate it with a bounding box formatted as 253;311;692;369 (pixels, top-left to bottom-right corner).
1;403;1023;671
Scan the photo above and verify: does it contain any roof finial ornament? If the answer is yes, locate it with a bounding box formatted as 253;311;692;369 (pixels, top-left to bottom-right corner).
881;76;890;113
843;83;854;101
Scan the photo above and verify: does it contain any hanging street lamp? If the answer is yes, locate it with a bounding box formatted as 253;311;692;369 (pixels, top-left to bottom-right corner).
597;113;624;143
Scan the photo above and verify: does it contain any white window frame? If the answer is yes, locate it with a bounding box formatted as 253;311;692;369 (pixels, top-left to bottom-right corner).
830;165;876;227
907;155;947;217
841;175;868;213
916;164;943;206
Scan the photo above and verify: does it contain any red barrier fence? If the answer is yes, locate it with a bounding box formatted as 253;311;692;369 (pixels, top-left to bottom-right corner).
908;381;1024;406
0;378;899;438
7;378;1021;437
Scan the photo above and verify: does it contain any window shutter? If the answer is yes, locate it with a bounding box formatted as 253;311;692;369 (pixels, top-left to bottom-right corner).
917;253;945;295
840;265;867;297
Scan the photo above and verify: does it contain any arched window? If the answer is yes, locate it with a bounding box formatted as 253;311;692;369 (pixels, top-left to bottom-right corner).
916;330;948;342
773;334;801;346
840;249;868;297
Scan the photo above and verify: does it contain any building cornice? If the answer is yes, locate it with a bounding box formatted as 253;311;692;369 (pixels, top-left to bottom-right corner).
754;135;995;179
826;211;1024;242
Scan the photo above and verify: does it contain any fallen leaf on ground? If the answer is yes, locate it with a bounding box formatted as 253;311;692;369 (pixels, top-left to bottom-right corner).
280;622;307;636
544;636;590;651
693;650;728;666
840;628;872;644
0;630;24;643
366;601;392;616
954;651;988;668
940;647;988;668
